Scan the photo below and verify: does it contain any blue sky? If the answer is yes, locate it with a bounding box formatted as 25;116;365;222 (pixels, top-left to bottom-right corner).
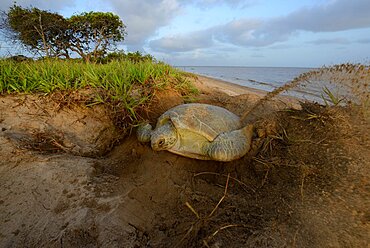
1;0;370;67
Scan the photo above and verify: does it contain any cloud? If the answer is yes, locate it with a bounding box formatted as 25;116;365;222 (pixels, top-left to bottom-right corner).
251;53;265;58
109;0;255;50
150;0;370;52
218;0;370;47
0;0;75;57
1;0;257;53
2;0;369;55
0;0;180;51
213;19;264;45
149;30;214;53
0;0;75;12
357;38;370;44
108;0;180;50
150;19;262;52
181;0;256;9
307;38;350;45
281;0;370;32
268;44;294;49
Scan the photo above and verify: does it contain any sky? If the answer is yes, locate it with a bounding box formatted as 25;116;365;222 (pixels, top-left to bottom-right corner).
0;0;370;67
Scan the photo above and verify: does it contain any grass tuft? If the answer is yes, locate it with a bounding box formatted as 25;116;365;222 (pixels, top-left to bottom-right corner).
321;86;344;106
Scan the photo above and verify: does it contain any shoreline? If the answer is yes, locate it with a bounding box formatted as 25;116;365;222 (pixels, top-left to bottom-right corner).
190;74;301;109
191;74;267;97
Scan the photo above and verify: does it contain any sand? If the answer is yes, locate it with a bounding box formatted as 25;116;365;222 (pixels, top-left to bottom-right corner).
0;75;369;247
191;75;267;97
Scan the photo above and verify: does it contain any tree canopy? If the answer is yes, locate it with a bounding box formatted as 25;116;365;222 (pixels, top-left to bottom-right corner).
68;12;125;61
1;5;126;61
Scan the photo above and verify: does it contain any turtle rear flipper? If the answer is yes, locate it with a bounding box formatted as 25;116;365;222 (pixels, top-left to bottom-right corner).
207;124;253;162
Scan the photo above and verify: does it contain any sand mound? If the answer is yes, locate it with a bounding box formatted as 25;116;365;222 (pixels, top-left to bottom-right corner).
0;94;120;157
0;81;369;247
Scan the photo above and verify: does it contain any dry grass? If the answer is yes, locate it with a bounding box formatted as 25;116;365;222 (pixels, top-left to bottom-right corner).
241;63;369;122
174;170;260;247
176;174;232;247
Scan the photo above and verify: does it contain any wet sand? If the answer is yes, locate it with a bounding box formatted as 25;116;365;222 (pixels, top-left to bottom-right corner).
192;74;267;97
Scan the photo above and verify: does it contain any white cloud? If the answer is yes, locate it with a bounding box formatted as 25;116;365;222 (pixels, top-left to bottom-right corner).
149;19;262;52
150;0;370;52
282;0;370;32
213;19;265;46
223;0;370;46
308;38;350;45
149;30;214;53
2;0;369;56
0;0;180;51
181;0;256;9
108;0;180;50
0;0;259;52
109;0;255;50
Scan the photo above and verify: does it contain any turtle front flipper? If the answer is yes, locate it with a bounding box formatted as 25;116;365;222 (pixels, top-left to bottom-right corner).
207;124;253;162
137;123;153;143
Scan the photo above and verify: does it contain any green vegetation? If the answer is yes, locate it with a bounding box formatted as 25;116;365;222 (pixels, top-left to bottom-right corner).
321;86;343;106
0;4;200;129
99;51;156;64
0;59;197;124
2;5;125;61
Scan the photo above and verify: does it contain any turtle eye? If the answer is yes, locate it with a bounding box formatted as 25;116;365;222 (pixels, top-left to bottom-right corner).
158;139;165;146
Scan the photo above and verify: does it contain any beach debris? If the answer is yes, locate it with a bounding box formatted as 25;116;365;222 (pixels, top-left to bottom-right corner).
137;103;253;161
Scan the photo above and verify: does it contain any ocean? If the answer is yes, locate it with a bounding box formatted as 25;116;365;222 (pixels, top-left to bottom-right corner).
177;66;326;102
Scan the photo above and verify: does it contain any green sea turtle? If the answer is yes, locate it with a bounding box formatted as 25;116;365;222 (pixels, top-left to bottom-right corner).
137;103;253;162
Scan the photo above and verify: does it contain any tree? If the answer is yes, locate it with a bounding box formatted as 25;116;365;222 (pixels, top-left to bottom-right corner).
68;12;126;62
101;50;156;63
1;5;126;61
3;5;69;58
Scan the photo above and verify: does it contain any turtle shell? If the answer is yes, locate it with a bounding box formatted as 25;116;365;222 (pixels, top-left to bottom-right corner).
156;103;241;141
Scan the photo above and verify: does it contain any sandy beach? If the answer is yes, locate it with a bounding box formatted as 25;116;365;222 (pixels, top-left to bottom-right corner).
1;0;369;246
191;74;267;97
0;75;368;247
191;74;302;114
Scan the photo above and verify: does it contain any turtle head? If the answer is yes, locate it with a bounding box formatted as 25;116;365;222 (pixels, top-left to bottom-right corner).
151;121;178;151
